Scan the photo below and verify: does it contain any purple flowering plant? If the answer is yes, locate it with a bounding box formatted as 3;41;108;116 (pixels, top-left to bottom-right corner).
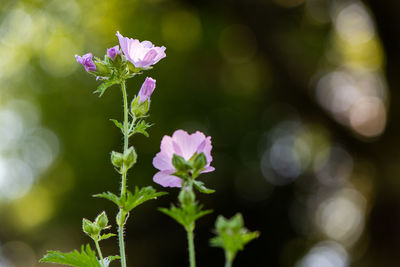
41;32;258;267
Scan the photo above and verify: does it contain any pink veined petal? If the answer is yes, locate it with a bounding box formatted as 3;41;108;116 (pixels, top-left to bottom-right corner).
116;32;129;59
172;141;183;157
127;39;141;63
199;136;213;164
153;171;182;188
152;152;174;171
141;49;158;67
160;135;175;158
201;166;215;173
153;46;167;63
172;130;206;160
75;55;83;64
141;40;154;48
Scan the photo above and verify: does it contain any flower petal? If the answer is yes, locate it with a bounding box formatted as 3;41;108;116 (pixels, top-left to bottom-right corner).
153;171;182;188
172;130;206;160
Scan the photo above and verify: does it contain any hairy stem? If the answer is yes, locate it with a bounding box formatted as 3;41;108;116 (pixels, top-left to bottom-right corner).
118;223;126;267
187;229;196;267
118;80;129;267
224;251;233;267
94;239;105;267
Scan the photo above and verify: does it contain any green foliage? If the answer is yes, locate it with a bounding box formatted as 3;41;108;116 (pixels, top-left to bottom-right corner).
40;244;101;267
104;255;121;266
98;233;116;241
93;191;121;207
110;119;123;131
193;180;215;194
130;120;153;137
210;213;259;263
159;202;212;231
94;80;119;97
94;186;167;212
123;186;168;213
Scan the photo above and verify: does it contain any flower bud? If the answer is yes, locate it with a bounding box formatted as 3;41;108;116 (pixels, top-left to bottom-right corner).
138;77;156;104
178;187;195;206
130;96;149;118
95;211;108;229
111;151;124;168
82;218;100;238
82;218;93;235
123;147;137;170
75;53;97;72
107;45;120;60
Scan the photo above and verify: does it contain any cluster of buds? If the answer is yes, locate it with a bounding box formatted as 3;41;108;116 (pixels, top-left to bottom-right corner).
82;211;110;241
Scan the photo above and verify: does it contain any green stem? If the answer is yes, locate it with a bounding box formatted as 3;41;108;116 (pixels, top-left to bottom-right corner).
187;229;196;267
118;80;129;267
94;239;105;267
224;251;233;267
121;80;129;153
118;222;127;267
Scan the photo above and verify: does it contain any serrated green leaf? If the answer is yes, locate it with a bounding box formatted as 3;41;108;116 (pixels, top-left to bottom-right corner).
40;244;101;267
94;80;118;97
110;119;123;131
123;186;167;212
210;213;259;262
130;120;153;137
104;255;120;266
98;233;116;241
159;202;212;230
93;192;121;207
193;181;215;194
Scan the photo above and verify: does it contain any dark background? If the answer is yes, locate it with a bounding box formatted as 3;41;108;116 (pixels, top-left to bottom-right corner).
0;0;399;266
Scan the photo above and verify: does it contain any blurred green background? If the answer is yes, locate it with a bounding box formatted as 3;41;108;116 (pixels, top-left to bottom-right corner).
0;0;399;266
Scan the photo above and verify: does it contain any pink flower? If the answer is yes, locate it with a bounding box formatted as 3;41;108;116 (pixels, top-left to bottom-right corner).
75;53;97;72
138;77;156;103
116;31;166;68
153;130;214;188
107;45;120;60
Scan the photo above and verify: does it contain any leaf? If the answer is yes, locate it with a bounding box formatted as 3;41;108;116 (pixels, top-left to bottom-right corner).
130;120;153;137
110;119;123;131
104;255;120;266
94;80;118;97
193;181;215;194
93;192;121;207
159;202;212;230
40;244;101;267
98;233;116;241
123;186;167;212
209;213;259;261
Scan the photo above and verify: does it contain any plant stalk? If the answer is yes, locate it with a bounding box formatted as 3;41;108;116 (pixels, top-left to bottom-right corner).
94;239;105;267
118;80;129;267
224;251;233;267
187;229;196;267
